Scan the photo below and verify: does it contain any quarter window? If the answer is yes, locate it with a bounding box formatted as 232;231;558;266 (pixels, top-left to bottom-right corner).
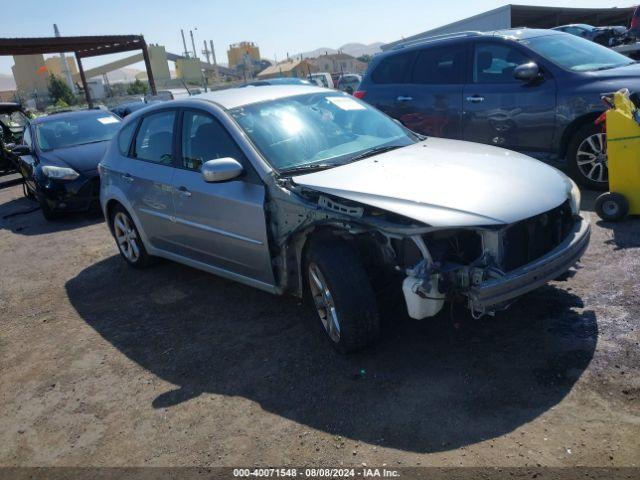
133;110;176;165
118;120;137;156
473;43;530;84
411;44;467;84
180;111;246;172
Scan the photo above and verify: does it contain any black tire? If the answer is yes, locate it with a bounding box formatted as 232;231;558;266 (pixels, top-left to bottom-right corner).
567;122;609;191
39;197;61;221
109;204;154;268
304;238;381;353
595;192;629;221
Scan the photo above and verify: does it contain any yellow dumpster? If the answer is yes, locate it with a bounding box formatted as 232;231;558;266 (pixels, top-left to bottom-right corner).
595;90;640;221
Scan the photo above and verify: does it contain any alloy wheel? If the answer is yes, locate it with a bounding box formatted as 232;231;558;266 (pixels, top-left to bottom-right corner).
308;262;341;343
113;212;140;263
576;133;608;184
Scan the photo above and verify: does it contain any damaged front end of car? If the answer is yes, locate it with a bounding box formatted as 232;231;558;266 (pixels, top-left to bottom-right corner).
265;177;590;320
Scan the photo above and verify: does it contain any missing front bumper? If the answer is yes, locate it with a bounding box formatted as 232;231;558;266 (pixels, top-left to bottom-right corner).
467;214;591;313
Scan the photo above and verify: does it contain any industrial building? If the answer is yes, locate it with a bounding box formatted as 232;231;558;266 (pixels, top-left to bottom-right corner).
227;41;260;69
383;4;636;50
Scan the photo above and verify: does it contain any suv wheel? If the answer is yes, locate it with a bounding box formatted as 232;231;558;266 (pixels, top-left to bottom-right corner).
567;123;608;191
110;205;153;268
304;238;380;353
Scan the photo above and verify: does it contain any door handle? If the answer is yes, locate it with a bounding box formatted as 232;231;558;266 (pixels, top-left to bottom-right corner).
122;173;134;183
466;95;485;103
177;186;192;198
397;95;413;102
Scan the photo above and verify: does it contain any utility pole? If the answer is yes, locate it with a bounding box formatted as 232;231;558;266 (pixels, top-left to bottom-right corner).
202;40;211;64
190;30;198;60
181;29;189;58
210;40;219;81
53;24;75;92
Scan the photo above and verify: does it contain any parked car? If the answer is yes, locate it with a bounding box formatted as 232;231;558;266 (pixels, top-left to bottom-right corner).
551;24;628;46
110;100;157;118
309;72;335;89
356;28;640;190
240;77;313;87
99;86;589;352
337;74;362;94
0;102;29;175
14;109;121;220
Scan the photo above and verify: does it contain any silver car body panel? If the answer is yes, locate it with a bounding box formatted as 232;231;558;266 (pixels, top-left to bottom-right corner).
100;86;588;319
292;138;571;227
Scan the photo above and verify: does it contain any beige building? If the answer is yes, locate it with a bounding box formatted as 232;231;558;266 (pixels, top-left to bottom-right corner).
227;42;260;69
257;59;318;79
11;54;49;96
309;53;367;75
44;56;79;79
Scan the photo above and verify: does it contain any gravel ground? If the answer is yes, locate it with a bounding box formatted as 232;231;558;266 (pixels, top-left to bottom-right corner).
0;184;638;467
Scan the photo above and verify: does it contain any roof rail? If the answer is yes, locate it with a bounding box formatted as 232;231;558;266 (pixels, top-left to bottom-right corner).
392;31;483;50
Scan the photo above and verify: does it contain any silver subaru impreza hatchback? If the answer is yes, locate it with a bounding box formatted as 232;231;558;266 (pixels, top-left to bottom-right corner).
99;85;590;353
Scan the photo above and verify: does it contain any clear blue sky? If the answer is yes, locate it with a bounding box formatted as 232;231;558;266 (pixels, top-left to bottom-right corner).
0;0;629;74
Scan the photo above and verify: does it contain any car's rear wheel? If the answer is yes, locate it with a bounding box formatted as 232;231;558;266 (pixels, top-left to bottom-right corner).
567;123;608;191
304;238;380;353
110;205;153;268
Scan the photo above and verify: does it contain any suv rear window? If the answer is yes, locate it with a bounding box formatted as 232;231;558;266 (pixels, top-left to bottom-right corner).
371;51;416;84
411;44;467;84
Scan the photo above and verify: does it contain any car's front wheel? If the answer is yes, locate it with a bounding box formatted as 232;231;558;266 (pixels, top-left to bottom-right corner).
567;123;608;191
110;205;153;268
304;238;380;353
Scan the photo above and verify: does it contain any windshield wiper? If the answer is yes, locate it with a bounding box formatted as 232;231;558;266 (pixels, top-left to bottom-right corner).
278;163;340;176
348;144;405;163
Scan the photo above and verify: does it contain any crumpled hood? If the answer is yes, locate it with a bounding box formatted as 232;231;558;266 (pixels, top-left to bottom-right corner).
293;138;571;227
41;141;108;173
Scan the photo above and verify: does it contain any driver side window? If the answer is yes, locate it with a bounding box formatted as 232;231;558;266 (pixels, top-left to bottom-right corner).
473;43;530;84
180;110;246;172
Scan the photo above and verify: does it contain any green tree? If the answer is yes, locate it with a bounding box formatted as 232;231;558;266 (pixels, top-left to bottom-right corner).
357;54;372;64
47;74;76;106
127;79;148;95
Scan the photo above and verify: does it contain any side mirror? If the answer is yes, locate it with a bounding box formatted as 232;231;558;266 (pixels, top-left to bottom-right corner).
11;144;32;156
514;62;541;82
201;158;244;182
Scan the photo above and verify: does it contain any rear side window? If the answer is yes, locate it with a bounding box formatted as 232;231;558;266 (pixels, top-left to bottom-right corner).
411;44;467;84
371;51;416;84
133;110;176;165
117;120;137;156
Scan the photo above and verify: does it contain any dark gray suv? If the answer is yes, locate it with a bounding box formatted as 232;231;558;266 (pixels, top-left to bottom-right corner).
356;28;640;190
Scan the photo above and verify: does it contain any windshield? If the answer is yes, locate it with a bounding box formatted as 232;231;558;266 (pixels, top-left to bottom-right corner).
35;113;121;151
523;34;634;72
230;92;415;172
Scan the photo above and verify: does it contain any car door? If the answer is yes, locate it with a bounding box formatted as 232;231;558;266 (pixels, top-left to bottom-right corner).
170;108;275;286
399;42;467;139
17;125;37;193
462;41;557;154
363;50;418;124
122;109;177;252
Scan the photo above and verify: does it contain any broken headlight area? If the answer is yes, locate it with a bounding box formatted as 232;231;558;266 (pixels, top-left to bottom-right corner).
396;201;578;321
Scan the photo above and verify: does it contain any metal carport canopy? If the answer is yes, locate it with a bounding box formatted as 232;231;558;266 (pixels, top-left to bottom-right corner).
0;35;157;107
509;5;635;29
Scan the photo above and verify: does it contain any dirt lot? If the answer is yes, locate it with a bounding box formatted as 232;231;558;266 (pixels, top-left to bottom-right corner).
0;183;638;468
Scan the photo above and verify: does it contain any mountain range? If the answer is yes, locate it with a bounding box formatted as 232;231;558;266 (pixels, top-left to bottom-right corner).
299;42;383;59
